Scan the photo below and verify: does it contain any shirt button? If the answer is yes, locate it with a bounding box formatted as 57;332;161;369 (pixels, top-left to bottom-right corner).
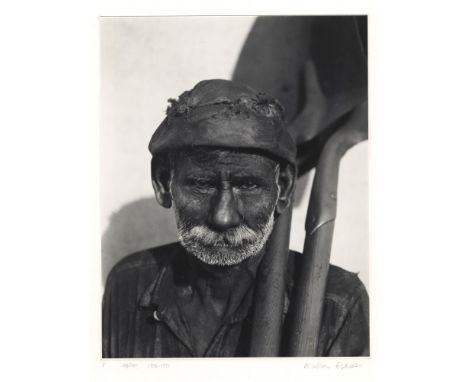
153;310;161;322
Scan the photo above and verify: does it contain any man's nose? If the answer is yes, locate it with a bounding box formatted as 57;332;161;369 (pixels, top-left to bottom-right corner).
209;188;241;231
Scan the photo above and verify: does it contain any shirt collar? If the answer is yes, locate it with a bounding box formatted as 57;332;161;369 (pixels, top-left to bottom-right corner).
137;244;258;323
138;244;186;311
137;243;293;356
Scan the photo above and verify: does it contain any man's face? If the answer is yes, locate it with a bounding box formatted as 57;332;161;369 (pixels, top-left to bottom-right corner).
169;149;280;266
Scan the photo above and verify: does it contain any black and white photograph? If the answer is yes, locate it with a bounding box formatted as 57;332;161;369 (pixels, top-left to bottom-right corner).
100;15;369;358
4;1;468;381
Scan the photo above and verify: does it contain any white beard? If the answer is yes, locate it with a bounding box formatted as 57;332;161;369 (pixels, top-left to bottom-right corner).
173;208;276;266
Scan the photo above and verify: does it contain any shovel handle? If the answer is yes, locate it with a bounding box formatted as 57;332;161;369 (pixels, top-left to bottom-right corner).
287;102;367;356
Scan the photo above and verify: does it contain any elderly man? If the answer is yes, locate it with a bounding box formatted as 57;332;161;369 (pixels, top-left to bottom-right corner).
102;79;369;358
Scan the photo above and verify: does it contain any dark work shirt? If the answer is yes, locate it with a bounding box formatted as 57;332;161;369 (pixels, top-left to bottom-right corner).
102;242;369;357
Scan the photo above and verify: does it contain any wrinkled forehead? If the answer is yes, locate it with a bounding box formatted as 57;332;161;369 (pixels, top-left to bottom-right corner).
172;147;280;174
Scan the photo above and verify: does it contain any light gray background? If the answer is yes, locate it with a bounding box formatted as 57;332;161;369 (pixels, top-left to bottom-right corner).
100;16;368;290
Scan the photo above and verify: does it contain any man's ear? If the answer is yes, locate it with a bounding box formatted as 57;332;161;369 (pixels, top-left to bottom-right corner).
275;163;296;215
151;161;172;209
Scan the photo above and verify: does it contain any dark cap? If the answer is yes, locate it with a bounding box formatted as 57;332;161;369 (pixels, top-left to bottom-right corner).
148;79;297;165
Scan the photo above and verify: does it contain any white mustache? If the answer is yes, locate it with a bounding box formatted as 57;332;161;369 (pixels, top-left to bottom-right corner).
174;210;276;266
180;224;261;248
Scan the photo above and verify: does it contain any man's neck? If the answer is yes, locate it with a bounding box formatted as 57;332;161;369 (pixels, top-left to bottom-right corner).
172;248;264;356
185;249;264;311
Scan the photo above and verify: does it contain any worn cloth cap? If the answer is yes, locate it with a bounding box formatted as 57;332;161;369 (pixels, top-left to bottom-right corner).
148;79;297;165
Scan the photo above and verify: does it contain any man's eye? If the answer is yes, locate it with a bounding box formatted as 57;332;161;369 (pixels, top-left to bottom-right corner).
238;182;259;190
188;179;215;189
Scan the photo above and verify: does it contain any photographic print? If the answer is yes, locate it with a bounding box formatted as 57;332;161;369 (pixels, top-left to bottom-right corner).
100;15;368;358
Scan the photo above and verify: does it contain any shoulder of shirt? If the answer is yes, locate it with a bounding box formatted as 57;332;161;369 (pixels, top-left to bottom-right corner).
287;249;368;309
105;241;181;283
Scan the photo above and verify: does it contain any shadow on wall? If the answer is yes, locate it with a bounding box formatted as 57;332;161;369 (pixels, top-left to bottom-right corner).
101;197;179;283
100;172;312;284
